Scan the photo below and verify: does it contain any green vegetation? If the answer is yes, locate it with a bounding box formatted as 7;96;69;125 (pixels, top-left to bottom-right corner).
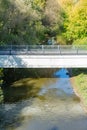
0;0;63;44
64;0;87;44
0;0;86;45
72;69;87;108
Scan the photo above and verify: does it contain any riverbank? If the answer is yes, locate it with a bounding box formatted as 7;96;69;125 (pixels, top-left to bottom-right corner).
71;69;87;112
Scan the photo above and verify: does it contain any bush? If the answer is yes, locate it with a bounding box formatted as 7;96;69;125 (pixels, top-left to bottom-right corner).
73;37;87;45
56;35;66;45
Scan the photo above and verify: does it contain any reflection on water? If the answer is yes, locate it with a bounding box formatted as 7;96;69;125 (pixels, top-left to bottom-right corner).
0;69;87;130
54;68;69;78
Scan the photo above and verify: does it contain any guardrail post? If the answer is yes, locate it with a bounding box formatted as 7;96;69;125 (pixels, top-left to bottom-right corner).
26;45;28;54
42;45;44;53
57;45;60;54
77;46;78;54
58;45;61;55
9;44;12;55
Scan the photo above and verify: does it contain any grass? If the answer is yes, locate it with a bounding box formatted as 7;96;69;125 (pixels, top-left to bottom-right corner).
72;69;87;109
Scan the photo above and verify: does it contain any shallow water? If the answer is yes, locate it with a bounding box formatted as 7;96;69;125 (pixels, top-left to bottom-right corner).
0;69;87;130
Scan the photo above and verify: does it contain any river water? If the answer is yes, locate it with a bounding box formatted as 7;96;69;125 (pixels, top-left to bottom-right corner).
0;69;87;130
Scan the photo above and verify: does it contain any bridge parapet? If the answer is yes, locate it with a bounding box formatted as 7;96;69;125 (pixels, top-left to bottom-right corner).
0;45;87;55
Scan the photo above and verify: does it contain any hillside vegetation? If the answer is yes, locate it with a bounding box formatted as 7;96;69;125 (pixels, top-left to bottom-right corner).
0;0;87;45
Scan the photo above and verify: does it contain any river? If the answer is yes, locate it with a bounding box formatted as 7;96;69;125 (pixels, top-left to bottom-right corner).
0;68;87;130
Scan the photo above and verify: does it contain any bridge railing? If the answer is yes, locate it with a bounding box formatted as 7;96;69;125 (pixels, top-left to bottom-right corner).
0;45;87;55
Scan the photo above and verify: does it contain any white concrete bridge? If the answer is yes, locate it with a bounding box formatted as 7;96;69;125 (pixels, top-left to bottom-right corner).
0;45;87;68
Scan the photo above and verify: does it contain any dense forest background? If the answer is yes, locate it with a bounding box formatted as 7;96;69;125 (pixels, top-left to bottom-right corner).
0;0;87;45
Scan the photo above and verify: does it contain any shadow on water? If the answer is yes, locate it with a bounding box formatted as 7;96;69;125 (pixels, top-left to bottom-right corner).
2;78;58;103
1;68;58;103
0;99;34;130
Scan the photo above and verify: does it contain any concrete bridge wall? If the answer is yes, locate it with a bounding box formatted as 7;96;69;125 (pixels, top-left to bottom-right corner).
0;55;87;68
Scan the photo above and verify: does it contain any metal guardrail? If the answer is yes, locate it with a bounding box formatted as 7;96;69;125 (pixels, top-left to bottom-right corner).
0;45;87;55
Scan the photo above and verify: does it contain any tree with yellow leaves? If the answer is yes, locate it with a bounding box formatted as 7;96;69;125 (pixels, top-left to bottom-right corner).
64;0;87;44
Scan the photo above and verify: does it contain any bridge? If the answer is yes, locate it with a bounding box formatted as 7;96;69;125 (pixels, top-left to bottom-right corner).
0;45;87;68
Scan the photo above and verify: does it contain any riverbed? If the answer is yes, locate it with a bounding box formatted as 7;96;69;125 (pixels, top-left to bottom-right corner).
0;69;87;130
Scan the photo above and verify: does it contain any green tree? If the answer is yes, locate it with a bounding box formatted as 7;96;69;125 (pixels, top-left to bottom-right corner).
0;0;46;45
64;0;87;44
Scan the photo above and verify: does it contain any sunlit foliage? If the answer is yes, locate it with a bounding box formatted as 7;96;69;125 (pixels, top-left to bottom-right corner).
64;0;87;44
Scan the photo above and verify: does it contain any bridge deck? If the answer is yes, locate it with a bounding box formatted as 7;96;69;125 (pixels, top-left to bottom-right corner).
0;45;87;68
0;55;87;68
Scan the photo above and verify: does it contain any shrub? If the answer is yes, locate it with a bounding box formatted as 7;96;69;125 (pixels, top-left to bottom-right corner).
73;37;87;45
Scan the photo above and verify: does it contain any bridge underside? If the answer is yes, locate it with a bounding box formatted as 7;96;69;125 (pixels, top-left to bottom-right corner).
0;55;87;68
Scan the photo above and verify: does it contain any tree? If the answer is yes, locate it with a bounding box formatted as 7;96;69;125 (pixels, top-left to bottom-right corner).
64;0;87;44
0;0;46;45
43;0;64;36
